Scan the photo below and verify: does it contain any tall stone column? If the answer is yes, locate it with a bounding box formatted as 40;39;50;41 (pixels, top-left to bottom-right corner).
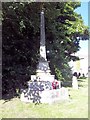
40;10;46;60
36;9;51;75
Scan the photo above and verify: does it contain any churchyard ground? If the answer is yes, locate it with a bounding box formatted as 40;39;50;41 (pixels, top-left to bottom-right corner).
1;78;88;118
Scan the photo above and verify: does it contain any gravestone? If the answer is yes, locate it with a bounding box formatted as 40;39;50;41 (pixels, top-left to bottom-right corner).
72;72;78;89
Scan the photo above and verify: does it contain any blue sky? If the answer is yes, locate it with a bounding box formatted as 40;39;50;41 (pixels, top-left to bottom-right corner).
75;2;88;26
69;2;88;73
75;2;88;55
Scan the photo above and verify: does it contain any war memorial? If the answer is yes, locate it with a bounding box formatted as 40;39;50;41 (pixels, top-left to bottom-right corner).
20;8;69;104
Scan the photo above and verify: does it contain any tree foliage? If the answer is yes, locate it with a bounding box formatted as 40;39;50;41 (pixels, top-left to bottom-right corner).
2;2;88;98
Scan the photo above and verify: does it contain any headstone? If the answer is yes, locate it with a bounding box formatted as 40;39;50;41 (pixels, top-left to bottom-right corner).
72;72;78;89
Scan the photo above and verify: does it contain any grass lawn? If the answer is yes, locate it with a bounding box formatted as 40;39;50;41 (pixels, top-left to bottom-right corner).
1;78;88;118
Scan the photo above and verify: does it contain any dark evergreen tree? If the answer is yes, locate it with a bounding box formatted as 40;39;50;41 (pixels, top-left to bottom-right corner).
2;2;88;98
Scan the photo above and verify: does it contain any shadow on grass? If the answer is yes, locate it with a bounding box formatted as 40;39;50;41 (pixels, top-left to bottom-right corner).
62;81;72;87
2;92;20;104
78;79;86;82
2;78;87;102
61;78;87;88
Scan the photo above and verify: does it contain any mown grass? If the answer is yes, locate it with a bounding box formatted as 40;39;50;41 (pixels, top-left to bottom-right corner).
1;78;88;118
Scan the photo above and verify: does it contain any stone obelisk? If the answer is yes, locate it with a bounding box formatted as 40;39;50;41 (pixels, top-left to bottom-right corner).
36;9;51;76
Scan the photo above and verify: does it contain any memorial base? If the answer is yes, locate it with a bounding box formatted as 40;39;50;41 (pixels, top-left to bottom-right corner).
20;88;69;104
31;74;55;82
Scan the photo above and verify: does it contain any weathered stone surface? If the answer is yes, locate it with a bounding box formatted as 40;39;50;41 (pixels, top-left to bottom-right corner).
21;88;69;104
36;10;50;75
31;74;55;82
20;81;69;104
